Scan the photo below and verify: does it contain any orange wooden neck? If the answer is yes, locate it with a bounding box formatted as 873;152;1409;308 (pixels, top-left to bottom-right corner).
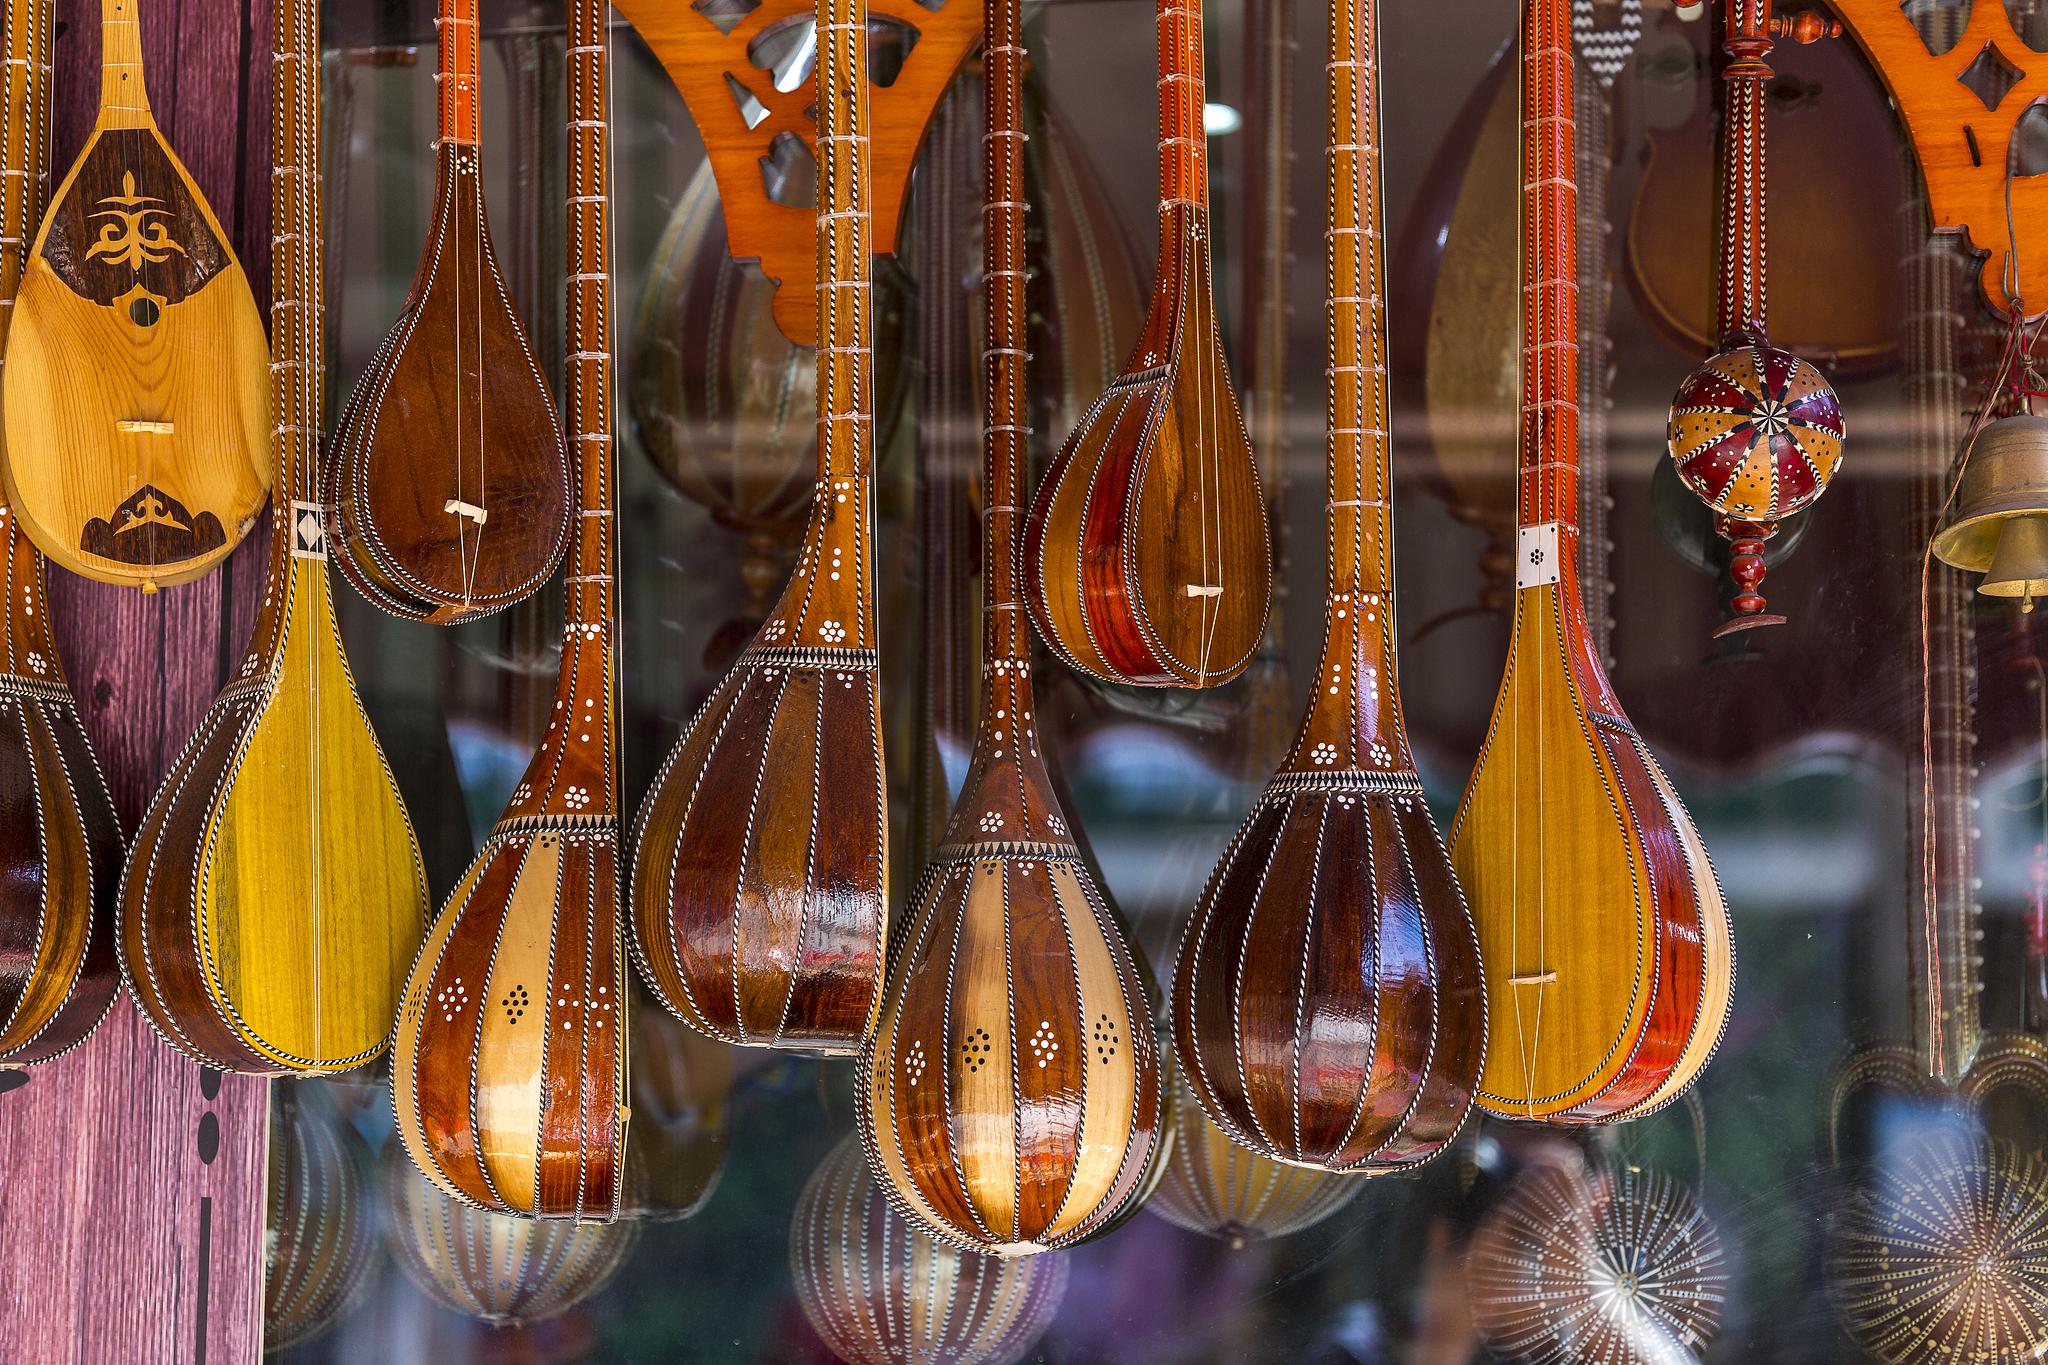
274;0;320;509
816;0;871;483
98;0;150;123
1325;0;1388;601
1517;0;1578;533
984;0;1027;669
1155;0;1207;212
437;0;480;146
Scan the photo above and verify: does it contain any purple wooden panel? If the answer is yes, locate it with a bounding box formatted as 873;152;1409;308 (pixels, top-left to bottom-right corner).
0;0;275;1360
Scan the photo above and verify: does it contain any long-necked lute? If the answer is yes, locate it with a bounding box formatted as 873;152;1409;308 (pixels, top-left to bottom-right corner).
0;0;123;1066
324;0;569;623
392;0;626;1218
1171;0;1484;1170
0;0;269;590
857;0;1161;1253
1446;0;1732;1122
117;0;428;1075
1022;0;1272;689
628;0;886;1053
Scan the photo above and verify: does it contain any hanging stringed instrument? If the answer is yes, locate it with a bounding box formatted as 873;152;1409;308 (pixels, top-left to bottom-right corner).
1021;0;1272;690
0;0;269;591
1446;0;1732;1123
628;0;887;1054
117;0;428;1075
393;0;627;1220
858;0;1160;1251
1664;0;1845;635
1170;0;1484;1172
0;0;124;1068
323;0;569;624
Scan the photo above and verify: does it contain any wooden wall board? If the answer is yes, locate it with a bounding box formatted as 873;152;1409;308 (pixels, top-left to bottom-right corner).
0;0;273;1359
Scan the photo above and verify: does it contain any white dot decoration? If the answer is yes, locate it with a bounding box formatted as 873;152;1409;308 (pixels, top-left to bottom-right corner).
564;785;591;810
979;811;1004;833
818;619;847;644
905;1039;928;1086
1027;1021;1059;1069
1311;742;1338;767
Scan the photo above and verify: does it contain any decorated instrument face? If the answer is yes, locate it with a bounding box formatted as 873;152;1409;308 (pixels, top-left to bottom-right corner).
0;0;269;590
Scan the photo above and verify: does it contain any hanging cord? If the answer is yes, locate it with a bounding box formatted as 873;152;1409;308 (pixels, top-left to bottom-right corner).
1919;156;2048;1076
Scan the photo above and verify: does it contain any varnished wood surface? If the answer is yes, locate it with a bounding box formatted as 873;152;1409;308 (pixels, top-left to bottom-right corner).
1831;0;2048;316
1622;8;1902;374
1170;0;1482;1172
1022;0;1271;690
1446;0;1730;1122
612;0;980;346
325;0;568;624
392;0;627;1218
0;0;122;1068
118;0;428;1075
0;0;271;1353
858;0;1159;1254
0;0;269;590
630;0;887;1055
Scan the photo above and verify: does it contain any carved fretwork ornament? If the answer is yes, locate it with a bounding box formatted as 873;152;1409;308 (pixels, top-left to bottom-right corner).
612;0;980;344
1831;0;2048;315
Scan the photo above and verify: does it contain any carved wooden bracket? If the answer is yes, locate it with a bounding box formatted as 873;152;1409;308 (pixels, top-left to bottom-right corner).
1832;0;2048;315
614;0;980;345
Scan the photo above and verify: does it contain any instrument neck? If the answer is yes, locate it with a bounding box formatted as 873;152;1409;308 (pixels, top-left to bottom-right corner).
1325;0;1392;600
1517;0;1579;532
437;0;481;147
0;0;50;354
565;0;612;635
1155;0;1208;219
984;0;1027;668
816;0;872;486
99;0;151;127
273;0;320;511
1716;0;1771;345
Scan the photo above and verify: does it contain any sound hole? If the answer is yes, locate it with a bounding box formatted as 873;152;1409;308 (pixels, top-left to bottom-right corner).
129;297;160;327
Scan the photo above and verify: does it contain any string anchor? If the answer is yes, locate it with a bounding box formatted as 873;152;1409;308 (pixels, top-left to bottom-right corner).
444;498;488;525
1185;583;1223;598
1507;971;1558;986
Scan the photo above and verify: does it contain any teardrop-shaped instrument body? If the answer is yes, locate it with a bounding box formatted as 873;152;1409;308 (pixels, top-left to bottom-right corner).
0;0;124;1068
1172;0;1482;1170
861;671;1162;1253
118;0;428;1076
324;0;568;623
1447;0;1730;1122
859;2;1160;1255
1022;0;1270;690
0;0;269;590
628;0;886;1055
392;5;628;1218
0;508;124;1066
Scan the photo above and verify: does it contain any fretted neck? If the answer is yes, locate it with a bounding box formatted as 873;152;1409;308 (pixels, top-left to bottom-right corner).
565;1;613;627
0;0;50;351
816;0;871;483
437;0;480;146
1717;0;1771;343
1155;0;1208;214
1326;0;1391;599
273;0;320;509
99;0;150;126
984;0;1027;667
1517;0;1579;531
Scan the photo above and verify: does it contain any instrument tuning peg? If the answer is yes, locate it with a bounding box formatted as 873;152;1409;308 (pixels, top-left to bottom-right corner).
1770;11;1842;41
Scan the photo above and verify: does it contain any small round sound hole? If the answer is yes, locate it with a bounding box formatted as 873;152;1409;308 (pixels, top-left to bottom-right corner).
129;297;160;327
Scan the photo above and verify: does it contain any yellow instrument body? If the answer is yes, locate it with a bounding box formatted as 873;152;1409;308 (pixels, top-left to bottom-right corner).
118;0;426;1075
0;0;268;589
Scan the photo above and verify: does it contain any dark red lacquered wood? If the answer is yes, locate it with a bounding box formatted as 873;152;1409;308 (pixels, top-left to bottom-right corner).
1170;0;1482;1171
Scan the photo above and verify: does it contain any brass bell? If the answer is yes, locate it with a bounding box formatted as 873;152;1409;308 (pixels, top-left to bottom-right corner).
1931;415;2048;612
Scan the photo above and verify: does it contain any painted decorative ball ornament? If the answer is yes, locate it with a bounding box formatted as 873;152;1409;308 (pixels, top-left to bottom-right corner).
1667;338;1844;524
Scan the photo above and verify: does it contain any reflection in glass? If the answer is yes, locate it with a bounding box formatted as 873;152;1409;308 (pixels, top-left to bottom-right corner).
264;1083;379;1352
